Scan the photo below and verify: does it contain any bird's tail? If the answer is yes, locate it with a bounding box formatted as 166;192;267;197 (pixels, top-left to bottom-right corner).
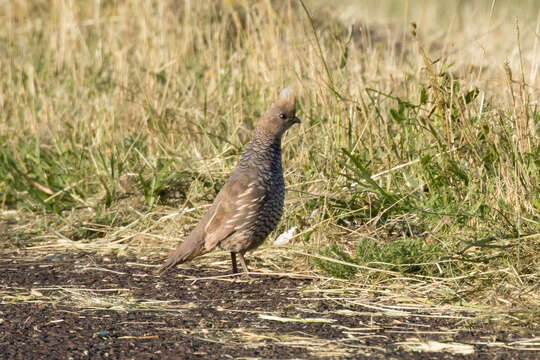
156;236;205;275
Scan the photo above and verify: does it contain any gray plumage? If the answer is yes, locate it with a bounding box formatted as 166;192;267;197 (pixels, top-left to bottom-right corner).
158;88;300;275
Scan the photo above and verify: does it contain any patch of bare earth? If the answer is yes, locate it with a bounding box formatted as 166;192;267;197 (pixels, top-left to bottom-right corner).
1;251;538;359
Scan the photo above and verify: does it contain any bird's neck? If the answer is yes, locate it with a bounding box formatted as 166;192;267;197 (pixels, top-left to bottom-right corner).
236;130;282;172
249;128;282;153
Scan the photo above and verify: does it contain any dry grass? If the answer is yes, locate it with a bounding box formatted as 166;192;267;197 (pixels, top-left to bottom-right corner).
1;0;539;328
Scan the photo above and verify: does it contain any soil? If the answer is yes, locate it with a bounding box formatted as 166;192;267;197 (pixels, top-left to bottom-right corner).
0;251;537;359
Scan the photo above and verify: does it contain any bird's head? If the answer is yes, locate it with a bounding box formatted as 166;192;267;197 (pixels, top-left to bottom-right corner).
256;88;300;138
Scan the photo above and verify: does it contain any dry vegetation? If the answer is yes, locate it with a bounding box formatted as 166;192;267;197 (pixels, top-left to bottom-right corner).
1;0;539;331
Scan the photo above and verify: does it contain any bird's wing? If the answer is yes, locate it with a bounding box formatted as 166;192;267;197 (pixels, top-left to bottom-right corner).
203;172;266;251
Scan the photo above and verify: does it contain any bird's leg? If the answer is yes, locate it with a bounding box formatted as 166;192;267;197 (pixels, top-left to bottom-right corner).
238;253;250;274
230;252;238;274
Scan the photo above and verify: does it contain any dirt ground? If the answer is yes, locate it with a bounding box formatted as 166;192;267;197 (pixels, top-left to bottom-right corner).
1;251;538;359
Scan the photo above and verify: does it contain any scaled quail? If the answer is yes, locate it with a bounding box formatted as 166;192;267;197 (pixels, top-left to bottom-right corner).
158;88;300;275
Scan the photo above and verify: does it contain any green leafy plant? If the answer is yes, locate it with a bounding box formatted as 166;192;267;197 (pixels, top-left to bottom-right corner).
138;159;174;210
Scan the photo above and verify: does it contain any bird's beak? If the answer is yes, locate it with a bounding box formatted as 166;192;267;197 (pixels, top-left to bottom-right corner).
293;117;301;124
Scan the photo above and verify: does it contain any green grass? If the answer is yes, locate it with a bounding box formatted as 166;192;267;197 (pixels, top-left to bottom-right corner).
1;0;539;315
314;238;453;279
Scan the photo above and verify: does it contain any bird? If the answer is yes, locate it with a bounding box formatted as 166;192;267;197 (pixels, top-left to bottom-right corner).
157;88;300;275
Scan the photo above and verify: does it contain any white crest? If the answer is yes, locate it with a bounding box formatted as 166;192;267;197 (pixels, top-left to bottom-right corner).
279;87;295;101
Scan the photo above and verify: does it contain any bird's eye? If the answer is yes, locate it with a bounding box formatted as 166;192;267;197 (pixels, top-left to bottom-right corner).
279;114;286;119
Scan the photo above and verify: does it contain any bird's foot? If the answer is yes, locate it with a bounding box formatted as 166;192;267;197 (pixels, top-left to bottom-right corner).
240;271;253;280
